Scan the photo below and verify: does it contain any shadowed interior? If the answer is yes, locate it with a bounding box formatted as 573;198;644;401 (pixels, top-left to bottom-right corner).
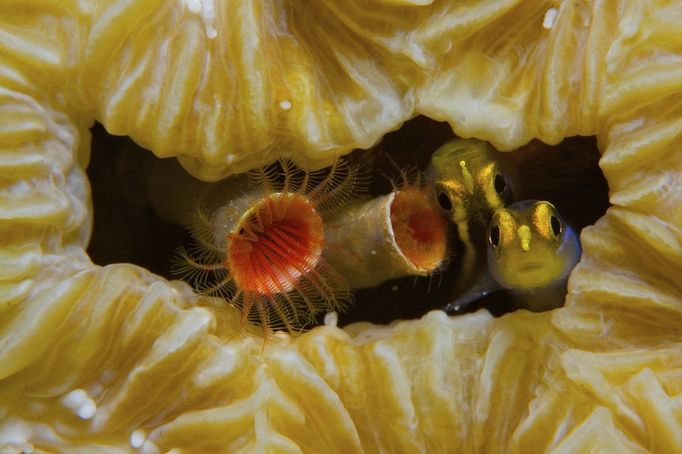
87;117;609;325
228;195;324;295
390;187;448;271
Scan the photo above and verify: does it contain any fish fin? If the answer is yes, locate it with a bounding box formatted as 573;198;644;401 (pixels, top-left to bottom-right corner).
444;272;500;314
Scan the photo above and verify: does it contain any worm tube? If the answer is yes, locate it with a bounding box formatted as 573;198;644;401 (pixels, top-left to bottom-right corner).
323;184;449;289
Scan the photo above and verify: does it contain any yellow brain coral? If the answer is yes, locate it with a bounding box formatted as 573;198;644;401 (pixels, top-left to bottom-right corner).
1;0;682;452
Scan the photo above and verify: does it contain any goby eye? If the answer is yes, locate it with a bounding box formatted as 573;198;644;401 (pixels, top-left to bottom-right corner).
489;224;500;248
550;215;562;238
494;173;507;195
437;190;453;212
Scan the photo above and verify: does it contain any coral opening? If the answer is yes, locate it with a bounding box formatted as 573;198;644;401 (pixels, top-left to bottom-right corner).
87;117;610;326
228;194;324;295
390;187;447;271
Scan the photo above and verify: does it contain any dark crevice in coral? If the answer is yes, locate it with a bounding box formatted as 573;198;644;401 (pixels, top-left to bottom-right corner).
87;123;189;278
87;116;609;327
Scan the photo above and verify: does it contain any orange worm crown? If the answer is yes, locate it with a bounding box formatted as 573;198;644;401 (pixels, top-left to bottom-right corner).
389;166;450;275
173;159;366;338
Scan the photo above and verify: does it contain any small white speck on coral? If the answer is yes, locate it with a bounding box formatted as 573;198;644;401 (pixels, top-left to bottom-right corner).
543;8;558;29
60;389;87;409
279;100;293;111
324;311;338;328
76;399;96;420
130;430;146;448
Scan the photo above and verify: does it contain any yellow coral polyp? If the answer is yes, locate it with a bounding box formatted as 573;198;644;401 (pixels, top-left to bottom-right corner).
1;0;682;452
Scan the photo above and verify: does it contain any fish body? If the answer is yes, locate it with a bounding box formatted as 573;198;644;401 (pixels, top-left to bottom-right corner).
426;138;515;226
487;200;581;311
428;138;600;312
428;136;607;233
425;139;515;294
444;200;581;312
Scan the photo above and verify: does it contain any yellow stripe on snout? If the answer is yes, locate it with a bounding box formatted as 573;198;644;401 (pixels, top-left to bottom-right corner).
517;225;531;252
459;160;474;193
